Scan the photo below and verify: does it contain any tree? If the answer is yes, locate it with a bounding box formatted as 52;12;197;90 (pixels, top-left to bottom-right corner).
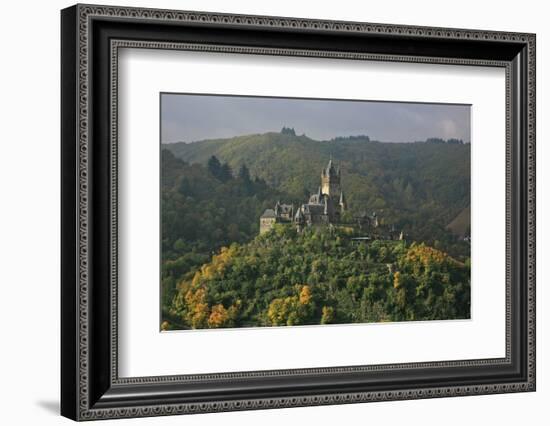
184;287;209;329
238;164;251;182
321;306;335;324
227;223;240;241
267;285;315;326
281;126;296;136
178;177;192;196
426;137;446;144
208;303;240;328
207;155;222;178
219;163;233;182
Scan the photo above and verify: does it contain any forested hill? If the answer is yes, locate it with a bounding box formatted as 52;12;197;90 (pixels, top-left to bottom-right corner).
160;150;299;310
161;149;293;261
163;132;471;243
165;226;470;330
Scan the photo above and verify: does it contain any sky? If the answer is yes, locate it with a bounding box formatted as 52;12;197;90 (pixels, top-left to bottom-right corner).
161;93;471;144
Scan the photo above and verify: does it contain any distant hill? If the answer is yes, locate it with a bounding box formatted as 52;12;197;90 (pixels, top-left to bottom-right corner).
163;131;471;245
446;206;471;237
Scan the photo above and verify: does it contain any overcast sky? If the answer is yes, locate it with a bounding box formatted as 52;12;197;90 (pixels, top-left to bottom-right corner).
161;93;470;144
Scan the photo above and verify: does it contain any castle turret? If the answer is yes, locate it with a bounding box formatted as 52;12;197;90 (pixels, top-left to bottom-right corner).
275;200;281;216
321;157;341;197
339;191;347;212
371;211;379;228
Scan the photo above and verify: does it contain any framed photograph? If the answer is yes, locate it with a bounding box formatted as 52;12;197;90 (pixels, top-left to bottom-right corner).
61;4;536;421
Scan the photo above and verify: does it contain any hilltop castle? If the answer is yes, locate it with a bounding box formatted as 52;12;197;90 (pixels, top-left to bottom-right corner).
259;158;404;240
260;158;347;234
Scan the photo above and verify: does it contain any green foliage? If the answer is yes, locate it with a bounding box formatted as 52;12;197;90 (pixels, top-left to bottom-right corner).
207;155;233;182
160;150;297;320
447;206;471;237
166;226;470;329
162;149;290;258
164;132;471;259
160;133;472;330
207;155;222;178
238;164;251;182
267;285;314;326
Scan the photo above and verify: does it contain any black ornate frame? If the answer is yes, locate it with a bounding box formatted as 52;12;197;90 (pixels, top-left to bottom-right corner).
61;4;536;421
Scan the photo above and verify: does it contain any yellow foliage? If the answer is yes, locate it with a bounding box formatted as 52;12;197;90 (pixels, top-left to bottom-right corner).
337;226;355;235
267;298;290;326
321;306;335;324
197;245;239;283
190;302;209;329
404;244;449;267
191;271;202;287
208;304;229;328
185;287;205;305
393;271;401;288
175;245;243;329
299;285;312;305
268;286;314;326
184;287;209;328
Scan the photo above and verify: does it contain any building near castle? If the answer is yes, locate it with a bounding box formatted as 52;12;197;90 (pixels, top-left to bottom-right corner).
259;202;295;234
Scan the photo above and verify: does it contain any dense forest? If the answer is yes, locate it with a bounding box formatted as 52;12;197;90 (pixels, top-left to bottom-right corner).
161;130;471;329
161;150;299;311
164;131;471;247
163;226;470;330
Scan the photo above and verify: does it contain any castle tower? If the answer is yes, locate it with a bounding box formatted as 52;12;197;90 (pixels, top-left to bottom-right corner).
321;157;341;197
339;191;347;212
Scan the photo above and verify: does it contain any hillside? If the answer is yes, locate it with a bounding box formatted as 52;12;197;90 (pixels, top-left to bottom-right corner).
446;206;471;237
161;133;472;329
160;150;296;310
163;132;471;246
164;226;470;329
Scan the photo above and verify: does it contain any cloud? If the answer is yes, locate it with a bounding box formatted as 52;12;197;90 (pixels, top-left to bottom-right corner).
438;119;460;139
161;94;471;143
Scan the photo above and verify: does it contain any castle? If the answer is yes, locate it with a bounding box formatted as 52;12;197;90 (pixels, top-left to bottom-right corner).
260;158;347;234
259;158;404;240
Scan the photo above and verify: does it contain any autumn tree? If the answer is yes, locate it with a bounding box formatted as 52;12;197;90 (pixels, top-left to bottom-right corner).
267;285;315;326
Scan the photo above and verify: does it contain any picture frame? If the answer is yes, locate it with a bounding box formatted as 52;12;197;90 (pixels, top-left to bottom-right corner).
61;3;536;421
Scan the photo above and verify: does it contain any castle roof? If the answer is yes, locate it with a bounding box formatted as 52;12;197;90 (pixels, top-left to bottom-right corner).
261;209;276;219
302;203;326;215
309;187;327;205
